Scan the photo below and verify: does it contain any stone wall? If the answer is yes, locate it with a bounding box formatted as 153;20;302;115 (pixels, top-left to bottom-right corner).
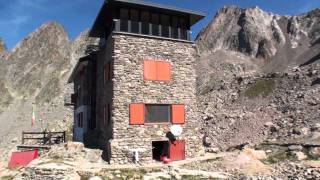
100;33;205;164
96;36;115;148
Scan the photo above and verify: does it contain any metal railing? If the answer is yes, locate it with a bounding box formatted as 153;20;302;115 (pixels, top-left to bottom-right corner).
113;19;191;41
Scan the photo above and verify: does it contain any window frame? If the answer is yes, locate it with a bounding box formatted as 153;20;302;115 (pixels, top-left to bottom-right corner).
144;104;172;124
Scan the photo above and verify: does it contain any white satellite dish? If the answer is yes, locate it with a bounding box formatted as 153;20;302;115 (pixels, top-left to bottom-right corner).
170;125;183;136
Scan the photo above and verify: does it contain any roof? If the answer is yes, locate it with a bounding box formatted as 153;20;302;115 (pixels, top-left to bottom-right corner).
89;0;206;37
114;0;206;18
67;56;90;83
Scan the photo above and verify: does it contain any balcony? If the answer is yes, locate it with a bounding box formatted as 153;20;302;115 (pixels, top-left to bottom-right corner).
113;19;191;41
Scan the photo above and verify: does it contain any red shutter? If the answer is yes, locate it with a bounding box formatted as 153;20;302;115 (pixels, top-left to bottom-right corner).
130;104;145;125
144;60;157;80
169;140;185;161
157;61;171;81
172;104;185;124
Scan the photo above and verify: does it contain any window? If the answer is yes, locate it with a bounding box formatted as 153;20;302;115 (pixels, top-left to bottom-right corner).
103;104;111;126
161;14;170;38
120;8;129;32
151;13;159;36
129;104;185;125
145;104;171;123
171;16;179;39
141;11;149;35
104;62;112;84
130;9;139;33
144;60;171;81
77;112;84;128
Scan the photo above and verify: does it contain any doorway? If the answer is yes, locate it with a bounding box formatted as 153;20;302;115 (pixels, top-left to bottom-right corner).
152;141;169;161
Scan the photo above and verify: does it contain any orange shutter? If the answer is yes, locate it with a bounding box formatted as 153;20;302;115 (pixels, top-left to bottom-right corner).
157;61;171;81
130;104;145;125
144;60;157;80
172;104;185;124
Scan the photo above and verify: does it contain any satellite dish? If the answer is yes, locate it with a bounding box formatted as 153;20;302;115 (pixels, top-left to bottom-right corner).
170;125;183;136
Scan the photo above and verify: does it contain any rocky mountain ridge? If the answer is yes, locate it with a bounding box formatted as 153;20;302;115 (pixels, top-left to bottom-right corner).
196;6;320;150
197;6;320;73
0;22;97;163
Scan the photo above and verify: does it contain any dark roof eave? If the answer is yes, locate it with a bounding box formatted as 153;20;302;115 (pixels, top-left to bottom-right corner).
67;58;89;83
89;0;206;37
114;0;206;17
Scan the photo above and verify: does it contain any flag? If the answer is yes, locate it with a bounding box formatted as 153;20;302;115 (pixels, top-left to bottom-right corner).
32;105;36;127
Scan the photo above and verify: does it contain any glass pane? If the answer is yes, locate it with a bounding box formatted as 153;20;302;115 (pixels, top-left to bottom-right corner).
171;17;179;39
130;9;139;21
145;105;171;123
130;9;139;34
141;11;149;35
151;13;159;36
161;14;170;38
120;8;129;20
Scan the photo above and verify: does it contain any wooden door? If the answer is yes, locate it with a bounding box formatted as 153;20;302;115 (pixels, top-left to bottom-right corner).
169;140;185;161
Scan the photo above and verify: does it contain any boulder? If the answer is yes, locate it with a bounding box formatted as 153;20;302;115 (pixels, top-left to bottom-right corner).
66;142;84;153
309;147;320;158
243;148;267;160
292;151;307;161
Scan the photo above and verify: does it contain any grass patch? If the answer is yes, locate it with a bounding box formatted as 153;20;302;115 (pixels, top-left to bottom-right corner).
245;79;275;98
265;150;289;164
1;176;14;180
198;75;221;95
181;175;219;180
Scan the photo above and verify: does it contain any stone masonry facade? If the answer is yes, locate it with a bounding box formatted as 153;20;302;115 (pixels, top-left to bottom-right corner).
94;33;204;164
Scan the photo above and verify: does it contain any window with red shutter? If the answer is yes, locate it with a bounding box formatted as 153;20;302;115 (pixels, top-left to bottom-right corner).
144;60;171;81
172;104;185;124
129;104;145;125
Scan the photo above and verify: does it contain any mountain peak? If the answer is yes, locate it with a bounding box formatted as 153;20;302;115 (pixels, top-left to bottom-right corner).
196;6;320;72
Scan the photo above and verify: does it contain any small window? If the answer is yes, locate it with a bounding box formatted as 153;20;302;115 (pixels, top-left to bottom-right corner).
171;17;179;39
120;8;129;32
161;14;170;38
104;62;112;84
104;104;111;126
141;11;149;35
130;9;139;33
151;13;159;36
78;112;84;128
145;104;171;123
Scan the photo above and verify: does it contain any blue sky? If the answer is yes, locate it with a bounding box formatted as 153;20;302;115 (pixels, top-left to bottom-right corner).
0;0;319;49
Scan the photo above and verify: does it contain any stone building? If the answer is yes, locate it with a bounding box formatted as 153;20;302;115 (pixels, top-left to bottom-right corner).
68;0;205;164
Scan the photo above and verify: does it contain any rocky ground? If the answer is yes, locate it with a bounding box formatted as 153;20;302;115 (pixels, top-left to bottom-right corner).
0;142;319;179
196;6;320;151
198;63;320;150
